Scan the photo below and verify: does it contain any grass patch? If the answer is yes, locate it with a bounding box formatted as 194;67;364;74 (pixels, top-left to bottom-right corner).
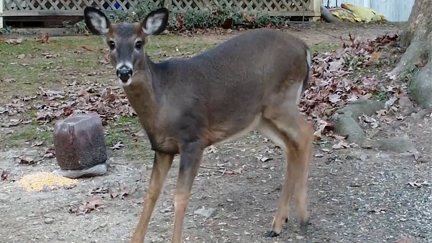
4;123;52;148
0;35;219;104
0;37;106;103
105;115;153;162
146;34;219;59
105;115;140;147
310;42;340;54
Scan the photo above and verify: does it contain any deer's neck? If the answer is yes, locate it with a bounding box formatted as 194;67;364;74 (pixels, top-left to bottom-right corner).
123;55;159;142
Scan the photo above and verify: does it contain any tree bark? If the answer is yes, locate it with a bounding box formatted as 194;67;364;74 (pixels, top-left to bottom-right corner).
389;0;432;107
389;0;431;78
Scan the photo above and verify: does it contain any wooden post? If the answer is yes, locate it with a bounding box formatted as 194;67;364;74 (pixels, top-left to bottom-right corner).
312;0;322;21
0;0;4;29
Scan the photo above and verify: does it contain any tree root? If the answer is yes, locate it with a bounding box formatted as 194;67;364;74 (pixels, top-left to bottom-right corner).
388;41;427;79
407;32;432;107
409;61;432;108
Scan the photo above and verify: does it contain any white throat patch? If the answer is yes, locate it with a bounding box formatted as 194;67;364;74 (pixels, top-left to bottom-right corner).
119;78;132;87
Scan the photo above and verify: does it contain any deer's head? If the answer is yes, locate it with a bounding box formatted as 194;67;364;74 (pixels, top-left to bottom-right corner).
84;7;168;86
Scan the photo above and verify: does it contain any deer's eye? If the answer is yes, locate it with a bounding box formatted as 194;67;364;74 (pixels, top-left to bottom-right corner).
135;40;143;50
108;40;115;50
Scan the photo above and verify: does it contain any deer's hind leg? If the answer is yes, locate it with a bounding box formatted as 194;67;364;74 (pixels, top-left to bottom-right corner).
259;103;313;237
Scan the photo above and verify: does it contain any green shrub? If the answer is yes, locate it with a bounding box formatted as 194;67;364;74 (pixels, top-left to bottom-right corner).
65;1;290;34
183;9;215;29
108;0;162;22
0;26;12;35
212;7;244;26
253;14;286;28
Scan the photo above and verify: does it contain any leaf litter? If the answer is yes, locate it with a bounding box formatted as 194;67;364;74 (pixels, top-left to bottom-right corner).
1;82;135;126
300;33;404;138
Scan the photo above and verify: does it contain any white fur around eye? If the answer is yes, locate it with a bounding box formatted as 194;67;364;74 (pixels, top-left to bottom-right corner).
144;13;164;35
89;12;109;34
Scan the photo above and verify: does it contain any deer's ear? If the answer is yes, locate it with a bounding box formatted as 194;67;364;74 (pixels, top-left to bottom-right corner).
142;8;169;35
84;7;110;35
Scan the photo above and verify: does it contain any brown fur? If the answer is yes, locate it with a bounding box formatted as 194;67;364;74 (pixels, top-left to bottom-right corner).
84;7;313;243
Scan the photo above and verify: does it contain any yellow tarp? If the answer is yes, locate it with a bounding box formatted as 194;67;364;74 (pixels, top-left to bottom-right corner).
330;3;386;23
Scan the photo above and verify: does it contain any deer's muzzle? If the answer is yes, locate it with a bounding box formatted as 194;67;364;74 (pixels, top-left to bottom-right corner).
116;65;133;83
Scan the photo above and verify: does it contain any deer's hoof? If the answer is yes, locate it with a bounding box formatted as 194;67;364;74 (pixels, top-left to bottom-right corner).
264;230;280;238
300;219;311;233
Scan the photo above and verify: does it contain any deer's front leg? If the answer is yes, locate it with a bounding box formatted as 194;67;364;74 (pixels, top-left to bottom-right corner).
172;140;204;243
132;152;174;243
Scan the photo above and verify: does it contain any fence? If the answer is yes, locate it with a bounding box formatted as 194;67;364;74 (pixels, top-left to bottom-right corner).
0;0;322;28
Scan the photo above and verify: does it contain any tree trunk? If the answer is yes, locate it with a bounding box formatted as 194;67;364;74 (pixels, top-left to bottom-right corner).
390;0;432;107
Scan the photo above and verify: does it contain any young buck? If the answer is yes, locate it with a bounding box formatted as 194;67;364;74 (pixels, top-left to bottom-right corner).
84;7;313;243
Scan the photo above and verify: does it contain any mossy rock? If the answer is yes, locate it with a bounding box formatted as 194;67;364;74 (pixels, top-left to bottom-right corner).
332;100;384;144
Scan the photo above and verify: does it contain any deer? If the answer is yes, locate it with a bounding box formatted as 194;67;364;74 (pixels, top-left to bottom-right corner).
84;6;313;243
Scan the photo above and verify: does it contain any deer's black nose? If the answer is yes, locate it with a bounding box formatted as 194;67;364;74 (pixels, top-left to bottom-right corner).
116;66;133;83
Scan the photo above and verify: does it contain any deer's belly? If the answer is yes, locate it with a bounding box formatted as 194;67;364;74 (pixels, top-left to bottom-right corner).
206;114;262;145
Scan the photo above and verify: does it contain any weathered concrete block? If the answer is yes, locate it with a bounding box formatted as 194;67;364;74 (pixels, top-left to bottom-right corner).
53;113;108;178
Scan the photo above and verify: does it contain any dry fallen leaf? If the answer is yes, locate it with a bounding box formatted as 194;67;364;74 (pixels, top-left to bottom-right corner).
43;148;56;158
243;14;255;23
328;94;341;104
31;141;44;147
16;156;36;165
360;114;379;128
257;155;272;162
71;196;104;215
63;107;74;116
332;140;350;149
5;37;24;44
90;187;109;195
110;185;136;199
1;170;10;181
39;33;50;43
313;119;334;139
407;181;429;188
3;78;16;83
364;51;382;66
111;141;124;150
385;97;398;109
395;236;415;243
81;45;94;52
367;207;387;214
1;118;23;127
205;145;218;154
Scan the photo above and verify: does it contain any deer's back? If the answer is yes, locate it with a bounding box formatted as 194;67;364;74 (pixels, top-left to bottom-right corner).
156;29;308;102
153;29;309;144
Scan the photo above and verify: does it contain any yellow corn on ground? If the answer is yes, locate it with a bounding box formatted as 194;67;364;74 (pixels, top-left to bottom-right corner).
17;172;78;192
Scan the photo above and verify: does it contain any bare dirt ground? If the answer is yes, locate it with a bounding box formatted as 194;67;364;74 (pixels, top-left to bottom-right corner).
2;23;431;243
